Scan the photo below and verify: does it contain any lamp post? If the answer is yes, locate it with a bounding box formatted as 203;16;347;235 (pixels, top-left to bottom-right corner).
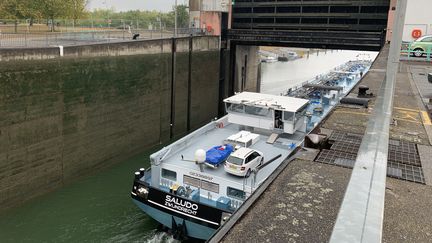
174;0;178;37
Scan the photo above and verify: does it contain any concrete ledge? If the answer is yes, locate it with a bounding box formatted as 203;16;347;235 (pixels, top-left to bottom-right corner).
418;144;432;185
0;36;220;61
0;47;60;61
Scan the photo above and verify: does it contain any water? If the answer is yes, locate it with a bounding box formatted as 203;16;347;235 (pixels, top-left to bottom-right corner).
0;49;378;243
0;147;178;243
260;50;378;95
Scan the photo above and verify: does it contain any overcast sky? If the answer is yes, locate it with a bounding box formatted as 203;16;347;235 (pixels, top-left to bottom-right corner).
87;0;189;12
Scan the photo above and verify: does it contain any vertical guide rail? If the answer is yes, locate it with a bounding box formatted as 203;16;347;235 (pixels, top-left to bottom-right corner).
170;38;177;139
187;36;193;132
330;1;407;243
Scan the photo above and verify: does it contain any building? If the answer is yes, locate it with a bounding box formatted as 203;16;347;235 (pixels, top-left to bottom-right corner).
189;0;231;35
387;0;432;42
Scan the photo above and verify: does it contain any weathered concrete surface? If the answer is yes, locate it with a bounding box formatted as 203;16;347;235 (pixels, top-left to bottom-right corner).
418;144;432;185
234;45;260;92
383;178;432;243
221;159;351;243
0;36;220;61
0;36;221;210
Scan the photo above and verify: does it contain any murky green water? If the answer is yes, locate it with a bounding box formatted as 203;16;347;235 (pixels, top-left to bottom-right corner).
0;147;177;243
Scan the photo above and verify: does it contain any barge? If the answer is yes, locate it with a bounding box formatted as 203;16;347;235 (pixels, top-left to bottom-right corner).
130;60;371;240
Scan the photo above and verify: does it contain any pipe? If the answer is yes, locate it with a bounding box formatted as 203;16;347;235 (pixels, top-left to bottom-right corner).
340;97;369;108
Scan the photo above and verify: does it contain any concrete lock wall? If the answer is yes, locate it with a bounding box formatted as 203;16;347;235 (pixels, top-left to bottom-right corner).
234;45;260;93
0;36;221;209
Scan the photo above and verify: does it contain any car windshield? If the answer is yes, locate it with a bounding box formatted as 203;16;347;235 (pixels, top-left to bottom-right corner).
416;36;432;42
227;156;243;165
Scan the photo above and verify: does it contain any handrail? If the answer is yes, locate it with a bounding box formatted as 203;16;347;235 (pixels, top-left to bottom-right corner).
330;0;407;242
401;43;432;61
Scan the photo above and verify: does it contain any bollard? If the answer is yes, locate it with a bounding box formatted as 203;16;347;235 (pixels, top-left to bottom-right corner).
134;172;141;180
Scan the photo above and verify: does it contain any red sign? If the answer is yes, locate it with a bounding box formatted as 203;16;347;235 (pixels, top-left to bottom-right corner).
412;29;422;39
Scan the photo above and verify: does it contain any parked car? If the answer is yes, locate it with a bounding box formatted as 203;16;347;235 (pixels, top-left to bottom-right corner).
224;147;263;177
410;35;432;57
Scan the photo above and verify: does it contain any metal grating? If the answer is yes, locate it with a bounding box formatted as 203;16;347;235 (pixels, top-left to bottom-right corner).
387;167;403;178
388;140;417;154
331;141;361;154
314;152;425;184
329;131;422;167
387;162;425;184
388;150;421;166
315;149;357;168
328;131;363;144
328;130;347;142
388;139;400;146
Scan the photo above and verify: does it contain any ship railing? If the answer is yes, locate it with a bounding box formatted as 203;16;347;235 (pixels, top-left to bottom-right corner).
285;61;369;96
143;167;151;183
150;116;229;165
241;153;284;194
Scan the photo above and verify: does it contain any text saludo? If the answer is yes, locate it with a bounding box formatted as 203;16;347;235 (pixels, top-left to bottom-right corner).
165;195;199;215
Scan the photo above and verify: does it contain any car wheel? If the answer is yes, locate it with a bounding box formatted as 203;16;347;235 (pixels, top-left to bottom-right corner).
246;169;251;177
414;48;424;57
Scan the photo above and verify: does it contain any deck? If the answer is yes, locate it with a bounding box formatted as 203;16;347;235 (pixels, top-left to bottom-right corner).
162;123;304;186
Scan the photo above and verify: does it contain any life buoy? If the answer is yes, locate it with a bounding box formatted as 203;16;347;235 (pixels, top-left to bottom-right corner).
412;29;422;39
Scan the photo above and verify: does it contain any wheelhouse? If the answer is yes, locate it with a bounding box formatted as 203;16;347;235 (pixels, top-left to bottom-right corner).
224;92;309;134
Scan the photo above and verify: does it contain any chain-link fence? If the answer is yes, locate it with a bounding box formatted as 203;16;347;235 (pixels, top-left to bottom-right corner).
0;19;206;48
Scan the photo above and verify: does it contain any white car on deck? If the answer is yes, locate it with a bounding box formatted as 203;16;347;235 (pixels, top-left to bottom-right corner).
224;147;264;177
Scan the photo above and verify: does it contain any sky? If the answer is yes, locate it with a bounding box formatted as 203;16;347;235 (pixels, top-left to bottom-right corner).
87;0;189;12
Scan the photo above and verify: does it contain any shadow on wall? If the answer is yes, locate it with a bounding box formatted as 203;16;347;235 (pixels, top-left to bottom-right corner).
0;36;221;210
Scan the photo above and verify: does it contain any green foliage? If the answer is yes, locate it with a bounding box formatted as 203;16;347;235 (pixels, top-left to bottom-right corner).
0;0;41;19
0;1;189;30
66;0;90;21
89;4;190;29
0;0;89;21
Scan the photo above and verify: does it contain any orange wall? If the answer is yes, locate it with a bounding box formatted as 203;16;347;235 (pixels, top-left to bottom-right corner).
200;12;222;35
386;0;397;42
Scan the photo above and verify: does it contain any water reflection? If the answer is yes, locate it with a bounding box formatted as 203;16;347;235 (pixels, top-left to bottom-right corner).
260;49;378;95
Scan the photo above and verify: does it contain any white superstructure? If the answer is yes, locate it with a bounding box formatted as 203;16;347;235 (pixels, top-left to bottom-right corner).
224;92;309;134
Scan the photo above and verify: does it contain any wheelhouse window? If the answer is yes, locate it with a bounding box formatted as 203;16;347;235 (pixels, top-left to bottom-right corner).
161;168;177;181
244;105;271;117
226;103;245;113
227;187;246;200
295;105;308;121
283;111;295;122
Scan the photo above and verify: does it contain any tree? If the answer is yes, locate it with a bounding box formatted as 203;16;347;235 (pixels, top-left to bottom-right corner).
66;0;89;25
34;0;68;31
0;0;38;32
173;4;189;29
